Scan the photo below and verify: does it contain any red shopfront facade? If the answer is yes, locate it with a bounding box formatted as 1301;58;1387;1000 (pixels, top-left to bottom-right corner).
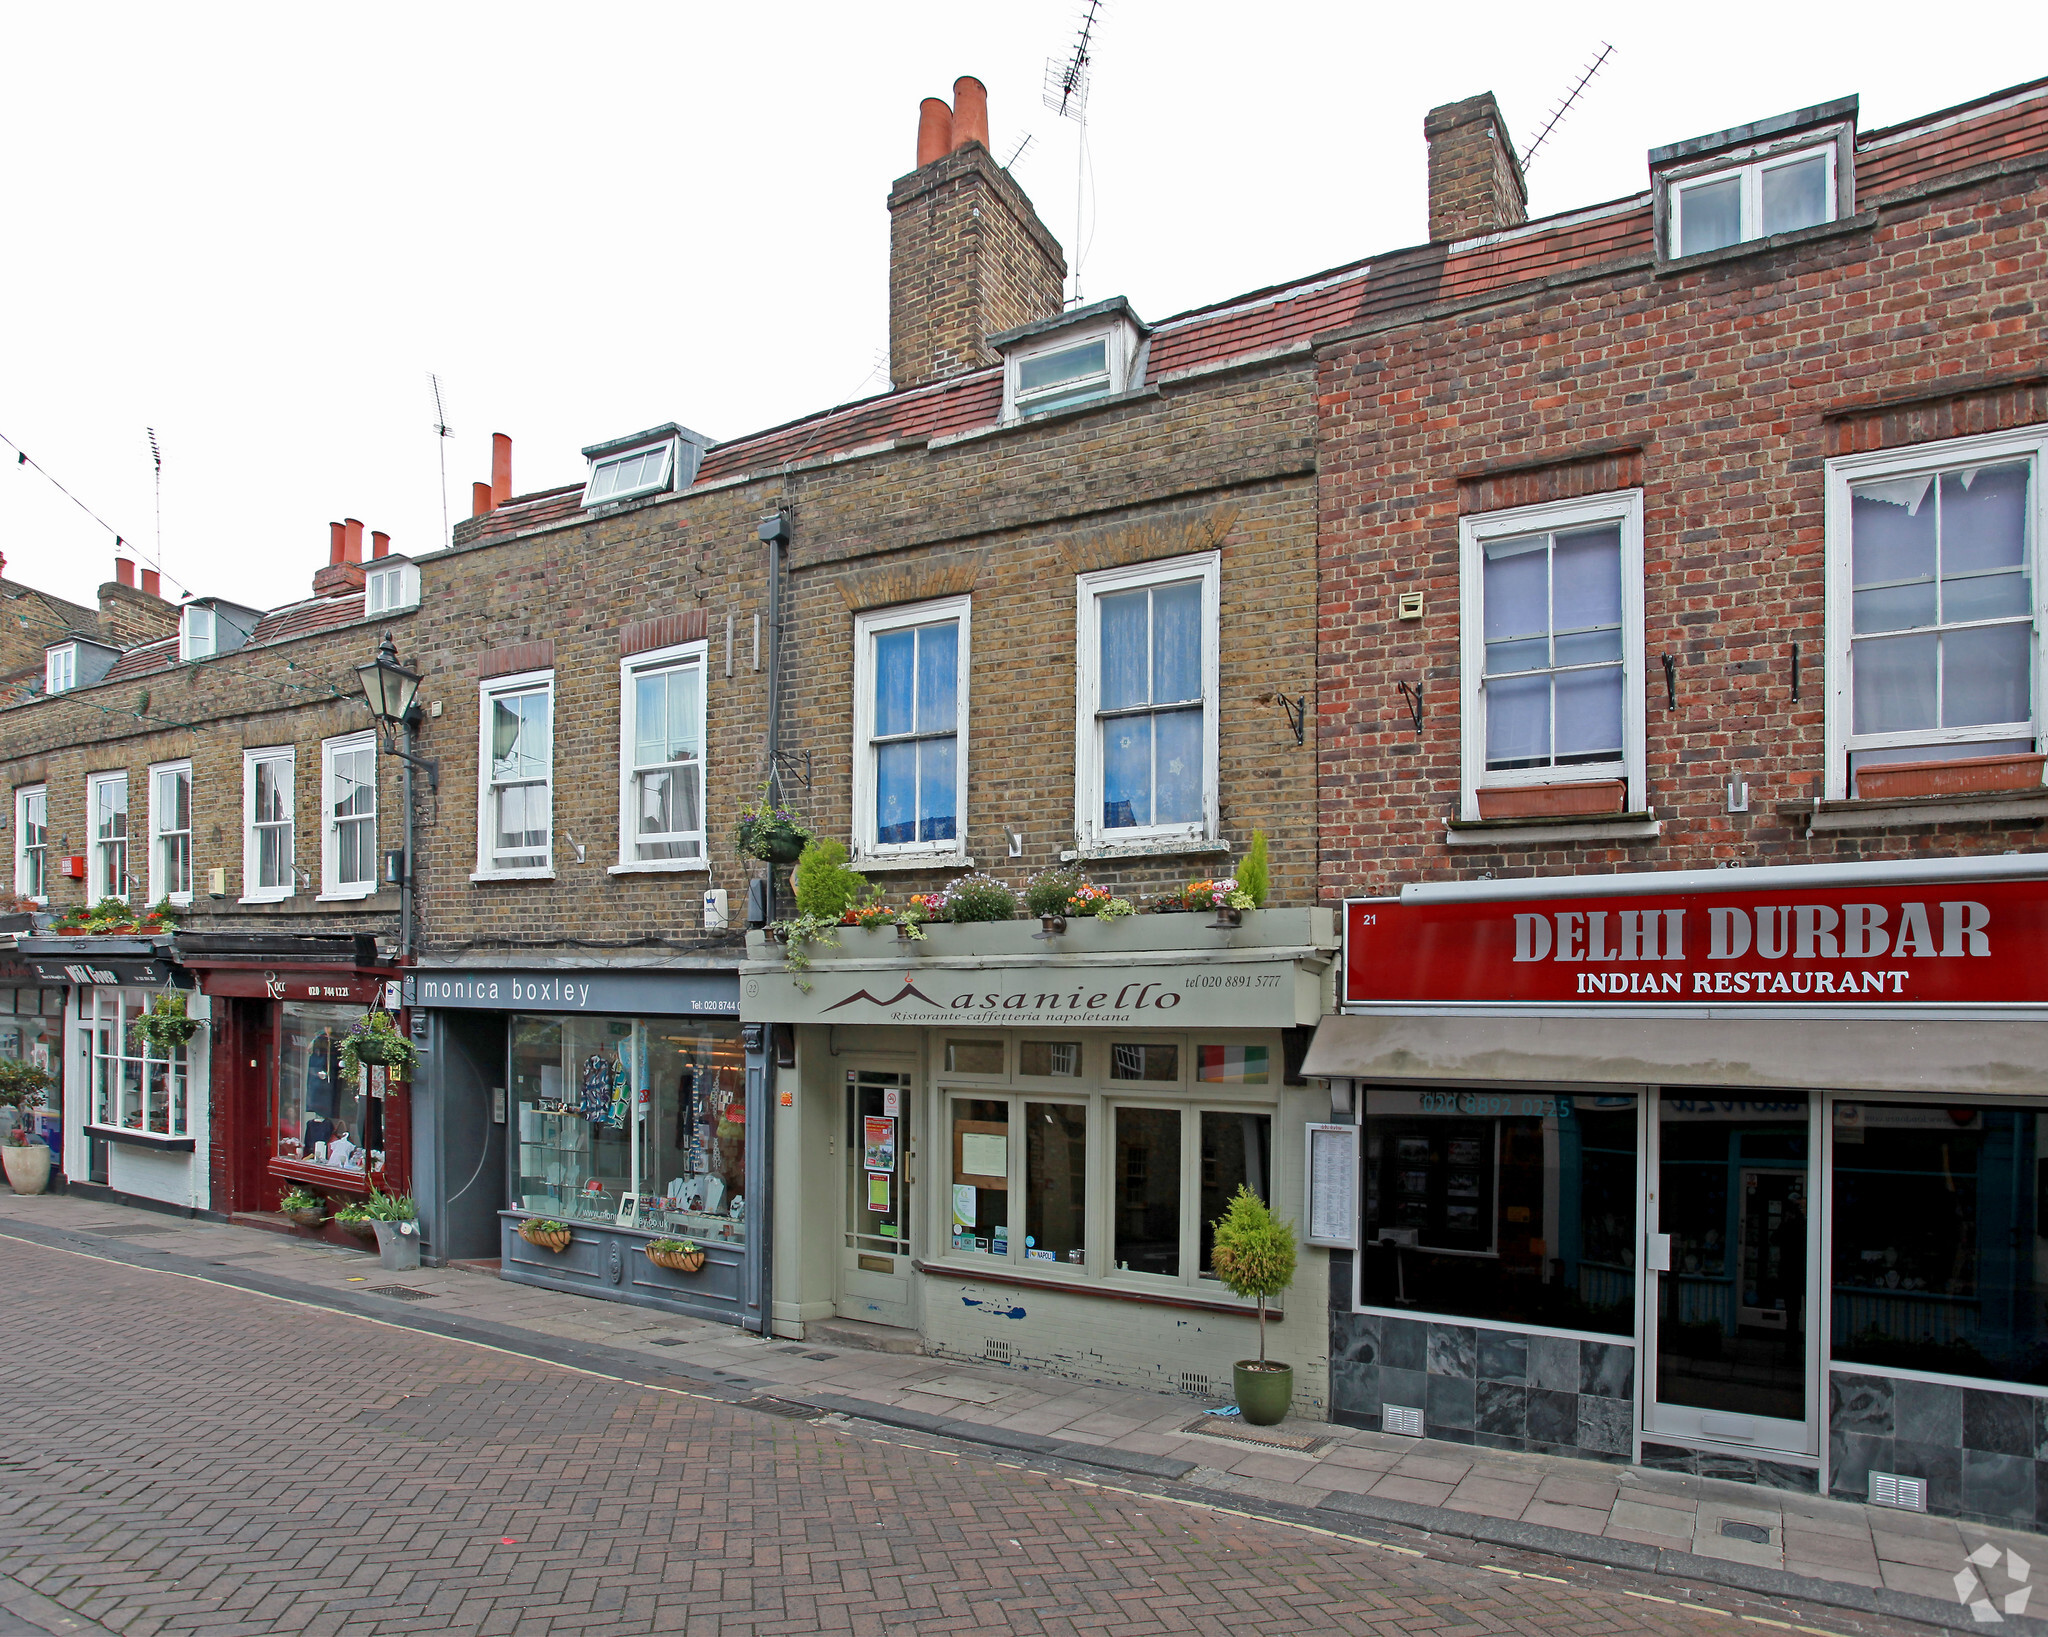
1304;859;2048;1529
179;935;406;1230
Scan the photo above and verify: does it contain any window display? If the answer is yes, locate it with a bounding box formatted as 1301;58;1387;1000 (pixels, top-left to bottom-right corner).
277;1002;377;1171
1832;1101;2048;1384
512;1014;746;1245
1361;1087;1637;1335
87;989;190;1139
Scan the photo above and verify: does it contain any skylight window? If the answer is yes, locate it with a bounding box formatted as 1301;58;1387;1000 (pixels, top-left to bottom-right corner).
584;443;675;507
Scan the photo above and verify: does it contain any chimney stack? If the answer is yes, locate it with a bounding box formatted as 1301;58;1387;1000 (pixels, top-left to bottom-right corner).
115;556;137;588
889;75;1065;390
472;481;494;518
491;433;513;509
140;568;160;598
343;518;365;564
372;530;391;559
1425;93;1527;241
329;521;347;565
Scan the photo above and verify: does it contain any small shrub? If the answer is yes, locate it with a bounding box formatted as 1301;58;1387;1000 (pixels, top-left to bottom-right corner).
1209;1186;1296;1364
278;1186;324;1214
1235;830;1270;909
1024;867;1085;919
793;838;869;924
938;874;1018;923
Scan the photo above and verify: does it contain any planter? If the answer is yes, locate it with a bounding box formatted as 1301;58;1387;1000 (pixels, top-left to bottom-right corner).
1475;780;1627;820
350;1037;400;1065
372;1219;421;1271
740;826;807;864
1233;1360;1293;1426
2;1141;52;1196
519;1223;573;1253
282;1206;327;1228
1855;753;2047;801
646;1246;707;1274
336;1216;378;1241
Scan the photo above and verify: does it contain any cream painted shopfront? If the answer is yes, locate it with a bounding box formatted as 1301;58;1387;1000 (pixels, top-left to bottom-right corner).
742;910;1338;1405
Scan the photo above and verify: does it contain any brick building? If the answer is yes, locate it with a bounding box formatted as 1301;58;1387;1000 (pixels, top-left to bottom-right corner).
0;529;415;1224
1298;78;2048;1524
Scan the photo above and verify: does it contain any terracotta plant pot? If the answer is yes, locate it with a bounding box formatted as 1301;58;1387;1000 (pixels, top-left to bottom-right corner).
520;1224;573;1253
1475;780;1627;820
1855;753;2046;801
646;1247;707;1274
2;1141;52;1195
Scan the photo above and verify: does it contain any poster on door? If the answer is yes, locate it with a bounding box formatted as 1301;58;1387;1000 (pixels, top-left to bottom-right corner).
863;1115;897;1171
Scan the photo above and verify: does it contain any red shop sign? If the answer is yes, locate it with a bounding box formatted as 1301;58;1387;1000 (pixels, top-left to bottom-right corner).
1343;878;2048;1008
197;970;390;1003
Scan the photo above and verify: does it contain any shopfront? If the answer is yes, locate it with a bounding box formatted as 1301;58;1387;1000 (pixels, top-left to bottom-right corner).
1306;859;2048;1526
0;959;69;1163
742;910;1338;1406
405;964;759;1327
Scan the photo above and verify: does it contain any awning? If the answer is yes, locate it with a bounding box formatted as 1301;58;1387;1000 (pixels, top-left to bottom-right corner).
1301;1012;2048;1097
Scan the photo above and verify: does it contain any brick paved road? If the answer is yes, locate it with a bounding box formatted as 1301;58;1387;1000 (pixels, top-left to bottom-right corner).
0;1238;1917;1637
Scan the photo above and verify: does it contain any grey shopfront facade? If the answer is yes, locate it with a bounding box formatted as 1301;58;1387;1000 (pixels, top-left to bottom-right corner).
405;962;772;1330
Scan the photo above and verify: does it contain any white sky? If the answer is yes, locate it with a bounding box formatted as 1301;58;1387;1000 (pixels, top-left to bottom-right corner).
3;2;2041;617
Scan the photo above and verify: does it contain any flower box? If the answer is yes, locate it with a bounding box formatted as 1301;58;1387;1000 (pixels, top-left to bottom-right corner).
518;1222;572;1253
646;1245;706;1274
1854;754;2046;802
1475;780;1627;820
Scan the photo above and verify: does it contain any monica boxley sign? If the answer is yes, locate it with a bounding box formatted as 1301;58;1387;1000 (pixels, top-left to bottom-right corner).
1343;877;2048;1008
405;968;740;1016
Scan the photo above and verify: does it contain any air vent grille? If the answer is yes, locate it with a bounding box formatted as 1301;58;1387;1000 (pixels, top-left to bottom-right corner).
1869;1470;1927;1511
1383;1403;1425;1437
1179;1371;1215;1398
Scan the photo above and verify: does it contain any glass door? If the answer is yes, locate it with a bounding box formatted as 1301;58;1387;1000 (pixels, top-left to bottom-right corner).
840;1065;917;1329
1646;1090;1816;1455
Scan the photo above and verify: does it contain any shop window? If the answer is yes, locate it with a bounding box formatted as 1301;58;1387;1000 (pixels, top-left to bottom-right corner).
944;1038;1004;1076
1198;1109;1272;1274
1110;1041;1179;1083
850;597;968;865
1196;1042;1268;1085
1825;430;2043;798
950;1097;1011;1256
320;734;378;898
1831;1101;2048;1385
1113;1105;1182;1276
87;770;129;902
1018;1039;1082;1078
1075;553;1219;848
477;672;553;876
510;1013;747;1244
1025;1102;1087;1265
616;644;706;870
1360;1086;1639;1336
87;989;189;1140
1458;491;1646;819
148;761;192;905
14;786;46;903
243;747;295;901
275;1003;380;1175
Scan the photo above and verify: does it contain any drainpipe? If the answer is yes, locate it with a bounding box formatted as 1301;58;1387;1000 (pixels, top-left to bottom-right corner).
759;511;791;917
751;511;791;1338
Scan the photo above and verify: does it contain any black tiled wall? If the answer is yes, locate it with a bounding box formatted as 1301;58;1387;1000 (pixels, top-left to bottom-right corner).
1831;1370;2048;1530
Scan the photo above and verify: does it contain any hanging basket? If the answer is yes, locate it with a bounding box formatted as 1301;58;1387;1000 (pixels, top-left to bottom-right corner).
519;1221;573;1253
335;1215;378;1240
645;1244;706;1274
282;1205;327;1228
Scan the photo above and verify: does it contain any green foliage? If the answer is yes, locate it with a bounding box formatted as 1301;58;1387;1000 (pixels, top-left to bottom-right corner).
767;911;844;990
130;990;201;1055
647;1238;700;1256
793;838;869;923
523;1218;570;1235
340;1010;418;1083
1234;830;1270;909
0;1057;54;1112
362;1188;417;1222
278;1186;325;1214
332;1201;372;1224
1209;1186;1297;1364
1025;867;1085;919
938;874;1018;923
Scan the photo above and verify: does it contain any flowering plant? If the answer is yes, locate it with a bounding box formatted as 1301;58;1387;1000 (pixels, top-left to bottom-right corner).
733;783;813;863
841;899;896;929
908;892;946;918
1144;878;1240;914
933;874;1018;923
1095;895;1135;922
1065;882;1113;916
340;1009;417;1082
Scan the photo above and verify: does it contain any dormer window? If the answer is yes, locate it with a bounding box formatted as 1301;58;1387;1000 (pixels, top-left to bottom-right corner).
580;423;713;510
42;637;117;696
585;442;674;506
992;297;1148;426
45;646;75;695
365;560;420;615
180;604;216;661
1651;99;1855;265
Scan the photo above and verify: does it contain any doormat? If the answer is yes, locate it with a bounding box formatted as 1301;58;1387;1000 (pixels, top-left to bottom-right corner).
1179;1415;1331;1454
363;1286;436;1301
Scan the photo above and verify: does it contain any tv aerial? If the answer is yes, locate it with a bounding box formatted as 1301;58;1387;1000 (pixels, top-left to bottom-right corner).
1043;0;1104;306
1521;42;1614;171
429;373;454;548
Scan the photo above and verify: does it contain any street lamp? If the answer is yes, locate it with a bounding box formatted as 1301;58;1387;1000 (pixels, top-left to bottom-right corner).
356;633;439;961
356;632;424;727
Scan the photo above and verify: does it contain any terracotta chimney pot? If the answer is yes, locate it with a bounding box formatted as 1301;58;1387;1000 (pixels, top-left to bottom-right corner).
140;568;160;598
472;481;494;518
115;556;137;588
343;518;365;564
917;97;954;168
950;77;989;152
491;433;513;509
329;521;347;565
371;530;391;559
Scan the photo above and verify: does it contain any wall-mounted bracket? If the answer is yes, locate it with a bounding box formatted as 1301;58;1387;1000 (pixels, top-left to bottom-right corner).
1396;680;1424;741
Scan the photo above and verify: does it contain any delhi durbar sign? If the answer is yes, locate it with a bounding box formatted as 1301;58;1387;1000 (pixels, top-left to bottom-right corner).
1343;878;2048;1007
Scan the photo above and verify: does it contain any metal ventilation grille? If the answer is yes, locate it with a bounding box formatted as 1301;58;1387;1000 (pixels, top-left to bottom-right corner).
1383;1403;1425;1437
983;1340;1015;1365
1869;1470;1927;1511
1179;1371;1215;1398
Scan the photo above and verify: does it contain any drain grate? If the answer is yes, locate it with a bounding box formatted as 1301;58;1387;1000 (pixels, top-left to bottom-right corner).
362;1286;436;1301
805;1351;837;1362
1180;1416;1331;1454
1718;1519;1772;1545
648;1336;690;1347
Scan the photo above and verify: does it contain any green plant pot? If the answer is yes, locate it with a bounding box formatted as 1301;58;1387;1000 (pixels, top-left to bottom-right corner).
1233;1361;1293;1426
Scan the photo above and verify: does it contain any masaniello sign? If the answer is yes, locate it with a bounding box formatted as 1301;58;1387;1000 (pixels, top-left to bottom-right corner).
1343;878;2048;1008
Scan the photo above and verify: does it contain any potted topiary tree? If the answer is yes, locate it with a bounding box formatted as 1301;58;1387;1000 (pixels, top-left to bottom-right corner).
1210;1184;1297;1424
0;1059;55;1195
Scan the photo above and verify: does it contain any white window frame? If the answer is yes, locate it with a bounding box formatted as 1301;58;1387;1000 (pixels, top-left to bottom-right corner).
1002;324;1134;424
474;669;555;880
582;441;676;508
147;759;193;906
364;562;420;615
1823;426;2047;801
86;988;191;1142
242;747;296;903
44;646;75;696
851;596;971;867
14;785;47;903
612;640;710;874
320;732;379;900
1074;552;1221;851
1663;133;1842;261
179;605;216;662
1457;489;1647;822
86;770;130;903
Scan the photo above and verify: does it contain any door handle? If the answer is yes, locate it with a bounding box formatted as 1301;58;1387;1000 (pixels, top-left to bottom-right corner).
1647;1233;1672;1272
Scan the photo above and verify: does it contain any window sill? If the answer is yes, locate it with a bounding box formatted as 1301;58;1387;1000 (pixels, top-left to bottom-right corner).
853;853;975;873
1780;791;2048;835
606;860;709;876
913;1256;1277;1319
1655;208;1876;277
238;892;295;906
1444;810;1662;847
469;869;556;884
1062;837;1230;863
315;888;378;903
268;1155;381;1196
88;1124;195;1152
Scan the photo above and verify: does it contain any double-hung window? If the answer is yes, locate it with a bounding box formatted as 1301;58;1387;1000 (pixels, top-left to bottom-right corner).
1825;427;2044;798
852;598;968;863
243;748;295;900
478;672;553;876
616;643;707;870
87;771;129;901
1458;492;1646;819
148;761;192;904
45;647;76;695
322;733;378;897
1075;554;1219;847
14;786;47;902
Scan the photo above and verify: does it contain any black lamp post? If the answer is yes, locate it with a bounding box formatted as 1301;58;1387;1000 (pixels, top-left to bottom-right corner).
356;633;439;960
